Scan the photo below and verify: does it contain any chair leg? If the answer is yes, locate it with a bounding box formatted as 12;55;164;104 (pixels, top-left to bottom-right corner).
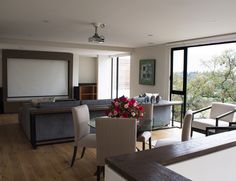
80;147;86;159
102;166;105;178
97;166;102;181
191;128;193;137
70;146;77;167
149;137;152;149
142;141;145;150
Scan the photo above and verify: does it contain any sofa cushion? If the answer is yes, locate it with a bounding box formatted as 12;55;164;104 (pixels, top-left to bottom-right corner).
134;97;146;103
32;97;55;106
81;99;112;106
38;100;81;109
192;118;229;130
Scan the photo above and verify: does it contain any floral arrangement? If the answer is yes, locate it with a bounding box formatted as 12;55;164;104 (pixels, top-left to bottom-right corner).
106;96;144;119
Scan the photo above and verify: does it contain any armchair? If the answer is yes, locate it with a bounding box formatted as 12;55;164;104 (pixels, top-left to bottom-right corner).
206;122;236;136
191;102;236;135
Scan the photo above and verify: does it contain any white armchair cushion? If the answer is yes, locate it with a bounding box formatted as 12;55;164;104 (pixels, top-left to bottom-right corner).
155;137;180;147
192;118;229;130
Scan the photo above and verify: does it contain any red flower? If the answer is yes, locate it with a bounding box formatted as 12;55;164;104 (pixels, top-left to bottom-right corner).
129;99;135;106
106;96;144;119
138;106;144;111
119;95;128;102
122;112;129;118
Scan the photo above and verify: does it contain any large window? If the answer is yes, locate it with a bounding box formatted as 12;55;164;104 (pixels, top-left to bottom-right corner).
171;42;236;114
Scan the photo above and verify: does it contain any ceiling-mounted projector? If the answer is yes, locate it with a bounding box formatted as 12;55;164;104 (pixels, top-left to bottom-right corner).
88;23;105;43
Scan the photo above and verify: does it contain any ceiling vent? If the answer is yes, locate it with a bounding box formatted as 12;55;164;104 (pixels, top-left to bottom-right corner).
88;23;105;43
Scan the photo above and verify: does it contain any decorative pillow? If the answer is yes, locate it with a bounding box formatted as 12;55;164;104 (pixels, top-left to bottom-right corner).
31;97;55;106
144;93;153;97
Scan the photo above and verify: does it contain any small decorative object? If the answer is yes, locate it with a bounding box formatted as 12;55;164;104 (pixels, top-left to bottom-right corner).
150;95;156;103
106;96;144;119
156;94;160;103
139;59;156;85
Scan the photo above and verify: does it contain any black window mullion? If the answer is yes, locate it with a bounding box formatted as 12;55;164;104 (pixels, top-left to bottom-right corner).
111;58;113;98
183;47;188;114
170;49;174;94
116;57;119;98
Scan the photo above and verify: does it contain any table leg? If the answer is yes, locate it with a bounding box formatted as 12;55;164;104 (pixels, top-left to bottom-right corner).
172;106;175;127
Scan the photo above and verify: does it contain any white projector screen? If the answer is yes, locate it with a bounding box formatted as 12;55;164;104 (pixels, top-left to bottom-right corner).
7;58;68;97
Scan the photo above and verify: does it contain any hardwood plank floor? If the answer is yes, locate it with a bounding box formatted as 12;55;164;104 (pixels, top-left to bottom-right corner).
0;114;203;181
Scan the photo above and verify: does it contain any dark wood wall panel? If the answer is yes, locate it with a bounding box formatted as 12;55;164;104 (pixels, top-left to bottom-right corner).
73;86;79;100
0;87;3;113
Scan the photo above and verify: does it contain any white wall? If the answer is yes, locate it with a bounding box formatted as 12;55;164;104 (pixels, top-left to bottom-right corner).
130;45;169;99
0;50;96;88
130;34;236;100
97;55;111;99
79;56;97;83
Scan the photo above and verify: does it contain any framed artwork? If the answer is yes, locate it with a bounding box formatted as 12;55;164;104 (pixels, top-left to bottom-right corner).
139;59;156;85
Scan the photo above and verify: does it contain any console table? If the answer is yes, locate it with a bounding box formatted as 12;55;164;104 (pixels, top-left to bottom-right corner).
152;100;183;129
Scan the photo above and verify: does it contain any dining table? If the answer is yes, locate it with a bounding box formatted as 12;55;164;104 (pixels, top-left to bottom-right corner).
89;116;153;134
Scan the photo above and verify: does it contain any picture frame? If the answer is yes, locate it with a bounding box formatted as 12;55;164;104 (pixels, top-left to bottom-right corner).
139;59;156;85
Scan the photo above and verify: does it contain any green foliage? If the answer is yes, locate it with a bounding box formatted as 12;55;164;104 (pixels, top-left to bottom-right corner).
186;49;236;111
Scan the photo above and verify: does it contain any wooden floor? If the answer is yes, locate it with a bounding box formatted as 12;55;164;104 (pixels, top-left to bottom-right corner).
0;114;202;181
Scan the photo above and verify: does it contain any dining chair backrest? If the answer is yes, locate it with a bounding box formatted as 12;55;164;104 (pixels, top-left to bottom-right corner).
96;117;137;166
181;110;193;141
72;105;90;144
138;103;153;131
142;103;154;121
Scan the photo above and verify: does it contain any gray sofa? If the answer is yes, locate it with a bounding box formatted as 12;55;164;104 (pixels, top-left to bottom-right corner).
19;99;112;148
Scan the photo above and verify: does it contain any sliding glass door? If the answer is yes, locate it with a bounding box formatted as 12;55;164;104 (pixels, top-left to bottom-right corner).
170;41;236;116
170;48;187;121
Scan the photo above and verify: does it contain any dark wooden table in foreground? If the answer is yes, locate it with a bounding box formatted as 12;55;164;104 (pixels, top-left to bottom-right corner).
106;130;236;181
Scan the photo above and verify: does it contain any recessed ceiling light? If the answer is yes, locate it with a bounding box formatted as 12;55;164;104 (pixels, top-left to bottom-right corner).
209;20;217;23
42;20;50;23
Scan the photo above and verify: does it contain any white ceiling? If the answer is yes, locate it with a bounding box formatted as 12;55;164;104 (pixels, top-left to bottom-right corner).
1;0;236;50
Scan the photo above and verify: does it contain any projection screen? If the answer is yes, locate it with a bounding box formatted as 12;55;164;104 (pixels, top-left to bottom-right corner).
7;58;68;97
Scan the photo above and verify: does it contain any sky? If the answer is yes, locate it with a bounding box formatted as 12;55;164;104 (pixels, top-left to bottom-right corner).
173;42;236;73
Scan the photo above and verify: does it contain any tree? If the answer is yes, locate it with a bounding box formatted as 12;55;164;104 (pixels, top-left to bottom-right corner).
187;49;236;111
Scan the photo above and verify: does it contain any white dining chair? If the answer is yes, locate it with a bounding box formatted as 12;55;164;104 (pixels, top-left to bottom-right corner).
70;105;96;167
